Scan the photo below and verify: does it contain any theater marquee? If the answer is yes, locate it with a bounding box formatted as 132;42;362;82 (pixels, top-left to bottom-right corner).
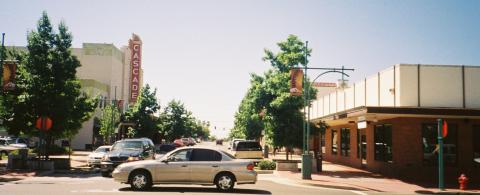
129;34;142;103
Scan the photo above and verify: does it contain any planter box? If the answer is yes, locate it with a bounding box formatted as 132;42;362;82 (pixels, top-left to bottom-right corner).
275;160;301;171
27;160;55;171
52;158;70;170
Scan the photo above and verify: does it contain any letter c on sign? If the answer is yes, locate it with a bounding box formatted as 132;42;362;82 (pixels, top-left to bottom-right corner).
133;45;140;51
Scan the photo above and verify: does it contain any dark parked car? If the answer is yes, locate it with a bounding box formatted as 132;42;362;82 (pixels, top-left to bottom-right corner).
100;138;155;177
155;144;177;159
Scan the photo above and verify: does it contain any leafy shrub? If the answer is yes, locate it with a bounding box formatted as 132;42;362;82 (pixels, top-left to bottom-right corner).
258;160;276;170
33;145;71;155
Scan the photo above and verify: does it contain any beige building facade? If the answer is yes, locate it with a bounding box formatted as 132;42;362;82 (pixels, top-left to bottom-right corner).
70;35;144;150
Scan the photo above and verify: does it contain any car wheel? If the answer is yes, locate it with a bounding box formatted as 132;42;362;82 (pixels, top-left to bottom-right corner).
101;171;110;177
215;173;235;192
130;171;152;191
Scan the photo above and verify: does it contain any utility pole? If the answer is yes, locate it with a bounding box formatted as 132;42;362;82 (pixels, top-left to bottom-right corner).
437;119;445;190
297;41;354;179
0;33;5;93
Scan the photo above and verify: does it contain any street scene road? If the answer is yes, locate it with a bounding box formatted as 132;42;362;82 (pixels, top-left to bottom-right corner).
2;1;480;195
0;173;372;195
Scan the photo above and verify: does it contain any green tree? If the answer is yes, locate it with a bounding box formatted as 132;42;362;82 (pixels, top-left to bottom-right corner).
1;12;96;158
99;104;120;144
158;100;191;142
125;84;160;140
233;35;318;160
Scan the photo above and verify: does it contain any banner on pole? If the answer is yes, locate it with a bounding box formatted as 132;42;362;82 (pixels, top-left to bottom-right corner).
290;68;303;96
2;61;16;91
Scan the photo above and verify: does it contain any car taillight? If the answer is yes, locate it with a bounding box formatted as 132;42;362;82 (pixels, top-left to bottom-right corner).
247;163;254;171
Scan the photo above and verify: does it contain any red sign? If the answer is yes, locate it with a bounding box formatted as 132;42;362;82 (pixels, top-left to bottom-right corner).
442;120;448;138
35;116;53;131
129;34;142;103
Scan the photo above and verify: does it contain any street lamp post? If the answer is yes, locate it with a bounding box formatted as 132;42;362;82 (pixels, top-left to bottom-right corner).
0;33;5;93
300;41;354;179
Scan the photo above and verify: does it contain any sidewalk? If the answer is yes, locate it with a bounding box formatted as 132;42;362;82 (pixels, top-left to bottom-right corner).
274;160;480;194
0;150;93;180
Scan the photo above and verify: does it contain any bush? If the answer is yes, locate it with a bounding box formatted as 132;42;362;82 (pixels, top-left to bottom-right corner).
258;160;276;170
32;145;71;155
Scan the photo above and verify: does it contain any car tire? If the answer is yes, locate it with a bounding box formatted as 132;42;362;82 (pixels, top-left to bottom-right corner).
129;170;152;191
101;171;110;177
215;173;235;192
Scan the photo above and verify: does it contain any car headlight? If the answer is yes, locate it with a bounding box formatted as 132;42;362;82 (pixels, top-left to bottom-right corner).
127;156;140;161
102;156;109;161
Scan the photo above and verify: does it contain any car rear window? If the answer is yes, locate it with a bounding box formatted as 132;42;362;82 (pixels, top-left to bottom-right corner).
190;149;222;161
235;142;262;151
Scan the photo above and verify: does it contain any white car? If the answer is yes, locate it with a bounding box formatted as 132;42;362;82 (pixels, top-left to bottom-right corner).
0;137;28;156
87;146;111;167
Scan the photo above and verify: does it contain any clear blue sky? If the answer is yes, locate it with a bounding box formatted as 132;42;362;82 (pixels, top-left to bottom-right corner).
2;0;480;138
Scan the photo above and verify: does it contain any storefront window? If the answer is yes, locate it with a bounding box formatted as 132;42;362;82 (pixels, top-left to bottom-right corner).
473;125;480;165
357;129;360;159
374;124;392;162
340;128;350;156
332;129;338;155
422;123;457;166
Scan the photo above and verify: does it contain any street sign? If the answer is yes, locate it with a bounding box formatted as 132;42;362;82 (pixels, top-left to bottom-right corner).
36;116;52;131
442;120;448;138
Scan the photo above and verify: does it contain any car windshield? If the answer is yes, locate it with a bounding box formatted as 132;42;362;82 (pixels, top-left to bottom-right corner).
0;139;12;145
95;147;110;153
235;142;262;151
111;141;143;151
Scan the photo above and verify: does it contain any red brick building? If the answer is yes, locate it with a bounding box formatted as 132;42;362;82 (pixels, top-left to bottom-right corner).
310;64;480;184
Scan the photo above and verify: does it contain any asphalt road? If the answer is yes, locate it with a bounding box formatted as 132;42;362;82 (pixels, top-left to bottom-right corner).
0;142;414;195
0;173;371;195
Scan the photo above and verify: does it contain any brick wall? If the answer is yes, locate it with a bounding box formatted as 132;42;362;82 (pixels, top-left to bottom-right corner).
322;117;480;184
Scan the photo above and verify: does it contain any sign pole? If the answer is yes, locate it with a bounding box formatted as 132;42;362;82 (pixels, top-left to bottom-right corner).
0;33;5;93
437;119;445;190
301;41;312;179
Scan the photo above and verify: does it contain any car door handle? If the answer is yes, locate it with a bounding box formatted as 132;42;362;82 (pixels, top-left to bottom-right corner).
212;165;219;168
181;165;188;167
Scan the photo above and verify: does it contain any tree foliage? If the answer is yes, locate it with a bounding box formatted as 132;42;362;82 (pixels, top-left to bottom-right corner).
1;12;96;157
125;84;160;139
99;104;120;144
158;100;210;142
233;35;322;152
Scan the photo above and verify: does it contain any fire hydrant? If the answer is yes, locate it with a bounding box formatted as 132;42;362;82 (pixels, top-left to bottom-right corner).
458;173;468;190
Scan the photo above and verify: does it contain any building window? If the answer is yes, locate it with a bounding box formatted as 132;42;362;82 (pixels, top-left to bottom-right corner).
473;125;480;165
340;128;350;157
374;124;393;162
422;123;457;166
332;129;338;155
357;129;360;159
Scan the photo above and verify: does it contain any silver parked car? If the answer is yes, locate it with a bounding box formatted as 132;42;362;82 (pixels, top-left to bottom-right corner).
112;146;257;191
87;146;111;167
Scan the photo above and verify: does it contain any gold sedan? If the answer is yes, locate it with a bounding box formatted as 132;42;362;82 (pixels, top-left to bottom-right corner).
112;146;257;191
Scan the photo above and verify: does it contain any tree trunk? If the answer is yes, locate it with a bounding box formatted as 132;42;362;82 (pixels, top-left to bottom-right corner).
45;134;52;160
286;147;289;161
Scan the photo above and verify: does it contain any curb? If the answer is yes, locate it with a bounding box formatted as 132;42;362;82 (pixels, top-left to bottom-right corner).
435;192;480;195
291;179;370;192
53;168;98;175
256;170;274;174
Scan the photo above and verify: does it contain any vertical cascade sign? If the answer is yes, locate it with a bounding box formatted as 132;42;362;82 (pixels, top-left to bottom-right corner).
129;34;142;103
